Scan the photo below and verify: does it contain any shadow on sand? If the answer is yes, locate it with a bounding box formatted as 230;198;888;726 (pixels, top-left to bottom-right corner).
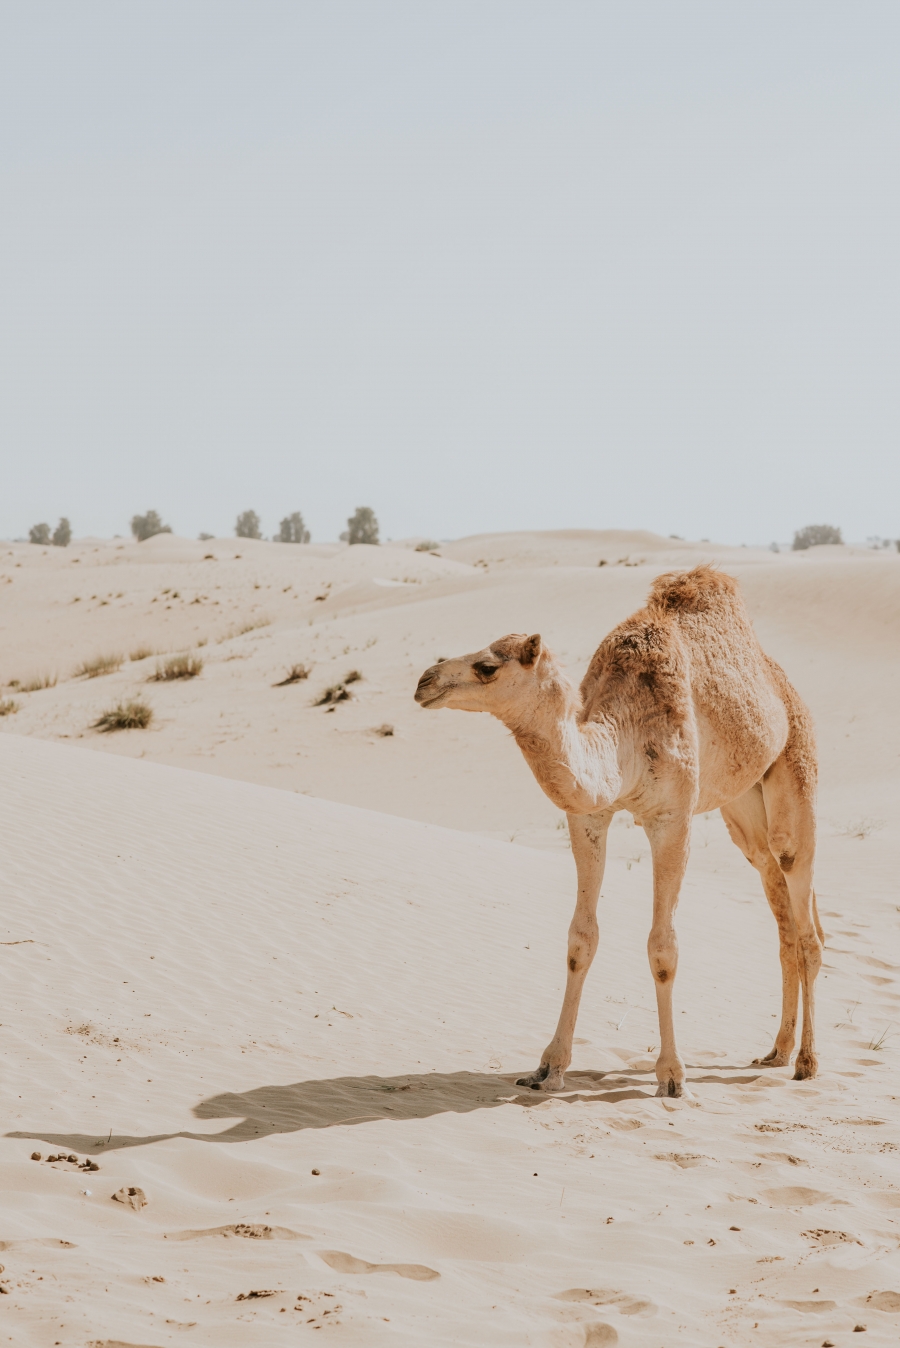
7;1065;760;1154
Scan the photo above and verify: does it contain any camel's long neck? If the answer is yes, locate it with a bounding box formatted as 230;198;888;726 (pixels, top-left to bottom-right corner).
500;670;622;815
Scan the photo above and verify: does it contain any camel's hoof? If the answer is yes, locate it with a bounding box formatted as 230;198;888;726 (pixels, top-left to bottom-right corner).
752;1049;791;1068
655;1078;689;1099
516;1065;565;1092
792;1052;818;1081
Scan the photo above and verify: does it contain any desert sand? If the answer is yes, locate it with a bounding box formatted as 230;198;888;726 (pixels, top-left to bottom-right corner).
1;529;899;1346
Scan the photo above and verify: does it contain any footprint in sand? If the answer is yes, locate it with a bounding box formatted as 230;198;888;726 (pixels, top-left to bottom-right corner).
860;1291;900;1312
165;1223;309;1241
0;1238;76;1251
583;1325;618;1346
89;1341;165;1348
318;1249;439;1281
762;1186;831;1207
556;1288;655;1316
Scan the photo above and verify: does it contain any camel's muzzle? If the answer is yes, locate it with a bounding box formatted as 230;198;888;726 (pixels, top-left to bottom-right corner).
414;668;449;707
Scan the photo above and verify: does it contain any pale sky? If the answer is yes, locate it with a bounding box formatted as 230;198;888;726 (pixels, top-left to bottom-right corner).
2;2;899;545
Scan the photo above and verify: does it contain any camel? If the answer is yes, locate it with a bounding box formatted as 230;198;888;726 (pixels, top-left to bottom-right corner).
414;565;823;1097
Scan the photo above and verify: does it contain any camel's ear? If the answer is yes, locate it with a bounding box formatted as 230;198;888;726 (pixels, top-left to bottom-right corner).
519;633;542;667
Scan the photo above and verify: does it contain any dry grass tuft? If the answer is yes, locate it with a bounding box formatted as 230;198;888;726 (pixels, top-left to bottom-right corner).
150;653;204;681
218;618;271;644
0;698;20;716
15;673;58;692
372;723;394;737
75;653;123;679
93;700;153;732
273;663;310;686
129;645;155;663
315;669;362;707
838;818;884;839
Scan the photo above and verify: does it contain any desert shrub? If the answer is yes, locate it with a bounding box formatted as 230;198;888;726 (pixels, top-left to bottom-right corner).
273;663;310;686
131;511;172;542
129;645;155;662
276;512;310;544
29;523;51;545
52;517;72;547
0;698;19;716
217;617;271;643
316;682;351;706
315;669;361;706
198;532;215;541
74;653;123;679
792;524;843;551
150;653;204;681
17;673;57;692
235;510;262;539
343;506;379;546
93;700;153;731
372;723;394;736
415;539;440;552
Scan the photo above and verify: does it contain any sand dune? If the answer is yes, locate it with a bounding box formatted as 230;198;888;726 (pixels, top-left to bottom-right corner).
1;531;899;1344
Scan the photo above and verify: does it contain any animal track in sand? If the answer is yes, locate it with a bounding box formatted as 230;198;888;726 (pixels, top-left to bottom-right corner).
317;1249;439;1281
556;1288;655;1317
859;1290;900;1312
654;1152;711;1168
803;1229;862;1246
762;1186;832;1206
778;1299;838;1313
583;1325;618;1345
165;1223;310;1241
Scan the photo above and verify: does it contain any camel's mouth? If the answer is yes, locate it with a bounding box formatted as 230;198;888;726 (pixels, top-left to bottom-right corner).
415;685;450;708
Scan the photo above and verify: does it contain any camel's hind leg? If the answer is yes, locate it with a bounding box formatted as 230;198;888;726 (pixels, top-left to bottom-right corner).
761;753;821;1079
721;785;800;1068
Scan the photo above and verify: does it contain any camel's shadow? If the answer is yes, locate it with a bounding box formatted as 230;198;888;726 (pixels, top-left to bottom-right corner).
7;1065;760;1154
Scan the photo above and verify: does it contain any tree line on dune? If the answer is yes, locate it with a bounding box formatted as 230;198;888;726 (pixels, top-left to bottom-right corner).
25;514;899;550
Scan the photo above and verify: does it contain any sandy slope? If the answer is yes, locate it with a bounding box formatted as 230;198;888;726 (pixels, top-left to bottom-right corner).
1;530;900;1345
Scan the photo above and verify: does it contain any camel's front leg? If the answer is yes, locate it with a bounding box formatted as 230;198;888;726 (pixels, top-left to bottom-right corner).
517;812;611;1092
644;812;692;1098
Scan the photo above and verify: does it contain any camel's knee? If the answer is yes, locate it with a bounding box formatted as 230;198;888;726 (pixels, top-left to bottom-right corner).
647;927;678;984
566;923;597;976
767;828;811;877
798;930;823;981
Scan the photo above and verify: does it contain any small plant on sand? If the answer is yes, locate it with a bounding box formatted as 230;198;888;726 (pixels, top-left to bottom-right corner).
0;698;19;716
372;723;394;737
129;645;155;662
792;523;843;550
415;539;440;552
93;700;153;731
315;670;362;707
150;653;204;681
74;653;123;679
131;510;172;542
273;663;310;686
17;673;57;692
868;1025;893;1052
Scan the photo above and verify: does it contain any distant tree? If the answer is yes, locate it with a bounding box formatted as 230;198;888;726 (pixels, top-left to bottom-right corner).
28;522;51;545
792;523;843;551
345;506;379;546
52;517;71;547
235;510;262;540
131;510;172;542
276;512;311;544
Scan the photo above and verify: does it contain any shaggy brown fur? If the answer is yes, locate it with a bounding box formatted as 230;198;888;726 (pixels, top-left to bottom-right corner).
415;566;822;1096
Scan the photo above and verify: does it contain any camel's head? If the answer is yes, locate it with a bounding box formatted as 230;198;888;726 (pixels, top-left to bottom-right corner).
414;633;544;715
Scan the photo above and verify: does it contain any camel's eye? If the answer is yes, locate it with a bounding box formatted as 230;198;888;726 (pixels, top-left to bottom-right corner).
473;661;499;681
